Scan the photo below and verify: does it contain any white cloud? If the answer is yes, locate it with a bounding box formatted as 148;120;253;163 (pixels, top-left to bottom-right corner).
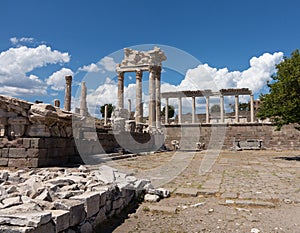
0;45;71;96
83;52;283;117
46;68;74;91
98;56;116;72
10;37;35;46
78;63;100;72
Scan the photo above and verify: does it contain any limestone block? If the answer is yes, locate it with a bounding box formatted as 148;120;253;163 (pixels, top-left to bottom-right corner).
53;200;85;227
133;179;151;191
0;158;8;166
0;211;52;227
1;148;9;157
8;117;29;137
30;104;58;117
9;148;27;158
50;210;70;233
26;125;51;137
30;138;45;149
96;165;117;184
32;221;55;233
92;206;107;228
0;225;34;232
8;159;28;168
99;190;108;207
80;221;93;233
70;192;100;218
112;197;124;210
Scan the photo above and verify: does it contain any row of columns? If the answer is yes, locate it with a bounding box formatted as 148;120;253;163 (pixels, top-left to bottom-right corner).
117;66;162;130
164;94;255;124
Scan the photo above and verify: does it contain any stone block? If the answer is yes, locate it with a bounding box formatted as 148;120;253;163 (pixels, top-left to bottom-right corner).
0;158;8;166
112;197;124;210
26;125;51;137
31;221;55;233
22;138;31;149
0;211;52;227
92;206;107;228
9;148;27;158
70;192;100;218
8;159;28;168
99;190;108;207
30;138;45;149
53;200;85;227
175;187;199;197
1;148;9;158
80;221;93;233
26;149;47;158
50;210;70;233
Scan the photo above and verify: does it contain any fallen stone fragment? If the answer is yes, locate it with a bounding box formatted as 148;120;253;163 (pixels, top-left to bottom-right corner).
1;195;22;209
144;194;160;202
190;202;206;207
96;165;116;184
0;211;52;227
251;228;260;233
35;188;52;202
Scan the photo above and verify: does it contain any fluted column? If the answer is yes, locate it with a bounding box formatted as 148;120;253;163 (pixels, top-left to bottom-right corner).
250;94;254;123
135;70;143;123
235;95;239;123
64;75;72;111
178;97;182;124
148;67;156;128
156;67;162;129
192;96;196;123
205;96;210;123
165;98;169;124
117;72;124;109
220;95;224;123
80;81;88;116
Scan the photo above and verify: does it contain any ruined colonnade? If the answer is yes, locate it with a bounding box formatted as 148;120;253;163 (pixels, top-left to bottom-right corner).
162;88;255;124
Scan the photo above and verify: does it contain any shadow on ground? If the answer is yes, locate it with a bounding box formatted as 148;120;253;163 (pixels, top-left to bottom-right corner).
274;156;300;161
94;201;140;233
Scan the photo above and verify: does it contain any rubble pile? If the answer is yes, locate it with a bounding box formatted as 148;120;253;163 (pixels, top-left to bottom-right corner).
0;165;151;233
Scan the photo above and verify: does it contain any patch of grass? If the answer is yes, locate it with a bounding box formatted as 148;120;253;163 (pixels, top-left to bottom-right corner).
142;206;150;212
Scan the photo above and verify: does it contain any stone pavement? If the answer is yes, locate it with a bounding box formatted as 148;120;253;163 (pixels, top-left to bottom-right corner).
112;150;300;232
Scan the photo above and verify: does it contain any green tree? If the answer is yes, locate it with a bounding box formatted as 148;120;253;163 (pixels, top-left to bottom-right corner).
100;104;114;118
161;105;175;118
210;104;220;113
257;49;300;130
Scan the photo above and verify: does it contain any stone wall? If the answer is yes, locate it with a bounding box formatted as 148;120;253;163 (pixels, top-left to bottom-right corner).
164;123;300;150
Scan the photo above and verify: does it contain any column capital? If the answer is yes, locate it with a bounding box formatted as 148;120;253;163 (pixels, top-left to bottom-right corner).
136;69;143;79
117;71;124;79
65;75;72;85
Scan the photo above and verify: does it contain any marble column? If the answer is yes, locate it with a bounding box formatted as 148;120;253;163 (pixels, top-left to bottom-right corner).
128;99;132;113
178;97;182;124
250;94;254;123
80;81;88;116
54;99;60;108
117;72;124;109
104;104;108;125
205;96;210;123
235;95;239;123
155;67;162;129
220;95;224;123
165;98;169;124
192;96;196;123
64;75;72;111
149;67;156;128
135;70;143;123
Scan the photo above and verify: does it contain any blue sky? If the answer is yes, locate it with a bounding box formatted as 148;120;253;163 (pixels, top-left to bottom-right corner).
0;0;299;116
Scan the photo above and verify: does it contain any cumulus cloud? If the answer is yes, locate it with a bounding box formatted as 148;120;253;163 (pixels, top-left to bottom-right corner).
46;68;74;91
78;63;100;72
177;52;283;93
83;52;283;117
0;45;71;96
78;57;117;75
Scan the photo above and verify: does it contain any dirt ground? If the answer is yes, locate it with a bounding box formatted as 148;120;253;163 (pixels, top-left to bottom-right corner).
99;150;300;233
